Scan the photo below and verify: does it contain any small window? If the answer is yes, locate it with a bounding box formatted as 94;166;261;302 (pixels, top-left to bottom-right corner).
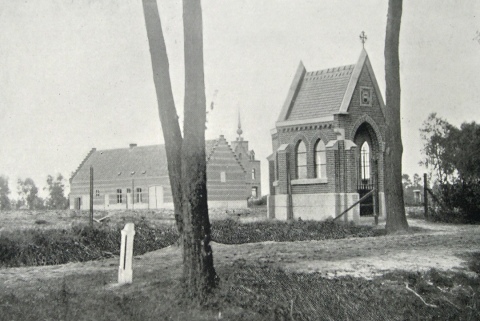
296;141;307;179
127;188;131;193
252;168;256;180
360;87;372;106
95;189;100;197
251;187;258;198
136;188;143;203
116;189;122;204
220;171;226;183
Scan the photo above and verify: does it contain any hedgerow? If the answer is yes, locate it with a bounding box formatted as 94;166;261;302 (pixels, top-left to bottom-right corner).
0;218;380;268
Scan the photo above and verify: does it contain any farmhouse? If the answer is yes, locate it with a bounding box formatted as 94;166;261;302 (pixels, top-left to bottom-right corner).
268;49;386;222
69;133;261;210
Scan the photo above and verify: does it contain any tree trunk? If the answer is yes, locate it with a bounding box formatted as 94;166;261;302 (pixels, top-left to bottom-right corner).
384;0;409;232
142;0;217;301
142;0;184;235
181;0;217;300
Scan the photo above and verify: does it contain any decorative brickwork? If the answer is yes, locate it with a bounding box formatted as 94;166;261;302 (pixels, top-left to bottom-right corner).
269;49;386;222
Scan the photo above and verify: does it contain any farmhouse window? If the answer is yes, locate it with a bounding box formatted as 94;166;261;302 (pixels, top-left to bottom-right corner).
314;139;327;179
296;141;307;179
136;188;142;203
116;189;123;203
220;171;226;183
95;189;100;197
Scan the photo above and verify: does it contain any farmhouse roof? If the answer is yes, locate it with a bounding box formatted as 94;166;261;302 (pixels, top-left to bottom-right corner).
70;136;244;182
276;49;385;125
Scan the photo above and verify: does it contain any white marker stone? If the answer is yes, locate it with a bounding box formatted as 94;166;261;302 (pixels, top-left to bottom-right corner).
118;223;135;284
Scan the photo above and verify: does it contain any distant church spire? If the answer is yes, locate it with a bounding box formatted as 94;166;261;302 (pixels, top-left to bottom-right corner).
236;111;243;140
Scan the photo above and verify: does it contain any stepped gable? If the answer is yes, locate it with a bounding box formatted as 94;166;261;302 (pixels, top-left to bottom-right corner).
206;135;246;173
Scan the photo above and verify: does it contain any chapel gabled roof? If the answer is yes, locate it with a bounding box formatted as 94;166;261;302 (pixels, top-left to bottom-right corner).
71;137;244;182
276;49;385;126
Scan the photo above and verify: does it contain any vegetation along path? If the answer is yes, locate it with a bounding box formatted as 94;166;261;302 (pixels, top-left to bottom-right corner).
1;219;479;289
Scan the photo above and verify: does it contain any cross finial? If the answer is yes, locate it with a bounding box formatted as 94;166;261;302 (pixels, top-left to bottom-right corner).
359;31;367;47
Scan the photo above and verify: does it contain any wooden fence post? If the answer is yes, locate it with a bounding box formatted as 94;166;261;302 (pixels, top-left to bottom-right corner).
423;173;428;219
90;166;94;227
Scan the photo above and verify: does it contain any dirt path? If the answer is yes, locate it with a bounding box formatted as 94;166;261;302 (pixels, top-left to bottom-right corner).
1;219;479;290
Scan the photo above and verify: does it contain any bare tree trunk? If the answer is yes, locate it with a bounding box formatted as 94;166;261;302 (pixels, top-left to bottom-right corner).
142;0;184;235
181;0;217;300
384;0;409;232
142;0;217;301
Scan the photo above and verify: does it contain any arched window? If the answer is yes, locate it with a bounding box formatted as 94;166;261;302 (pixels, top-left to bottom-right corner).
296;141;307;179
314;140;327;178
360;142;370;181
252;168;256;180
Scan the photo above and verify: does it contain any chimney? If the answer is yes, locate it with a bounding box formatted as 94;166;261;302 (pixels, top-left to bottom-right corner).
129;143;137;148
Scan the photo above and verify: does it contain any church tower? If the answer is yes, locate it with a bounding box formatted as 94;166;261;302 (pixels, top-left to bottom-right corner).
230;112;262;198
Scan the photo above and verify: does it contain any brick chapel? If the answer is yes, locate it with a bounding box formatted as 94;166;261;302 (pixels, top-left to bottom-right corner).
267;49;386;222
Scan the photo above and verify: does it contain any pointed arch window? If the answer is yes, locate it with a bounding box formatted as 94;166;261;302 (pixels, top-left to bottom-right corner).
360;142;370;181
296;141;307;179
314;140;327;178
252;168;256;180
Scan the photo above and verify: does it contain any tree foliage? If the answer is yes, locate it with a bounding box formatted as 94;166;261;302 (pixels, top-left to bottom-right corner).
45;174;69;210
17;178;41;210
420;113;480;222
0;176;11;210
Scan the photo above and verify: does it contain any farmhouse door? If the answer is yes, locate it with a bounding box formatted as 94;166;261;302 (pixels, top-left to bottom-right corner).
148;186;163;209
75;197;82;210
104;194;109;208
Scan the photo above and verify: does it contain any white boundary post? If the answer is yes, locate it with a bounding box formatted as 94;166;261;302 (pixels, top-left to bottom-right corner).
118;223;135;284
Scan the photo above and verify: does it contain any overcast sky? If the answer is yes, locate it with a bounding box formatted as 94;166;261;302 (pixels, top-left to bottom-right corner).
0;0;479;198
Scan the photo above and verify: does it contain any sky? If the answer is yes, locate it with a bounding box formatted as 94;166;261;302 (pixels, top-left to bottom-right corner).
0;0;479;198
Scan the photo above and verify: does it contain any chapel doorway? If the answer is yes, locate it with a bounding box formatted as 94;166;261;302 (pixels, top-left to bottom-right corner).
354;122;380;217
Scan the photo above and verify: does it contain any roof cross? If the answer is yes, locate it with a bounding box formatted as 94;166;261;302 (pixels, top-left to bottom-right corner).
359;31;367;47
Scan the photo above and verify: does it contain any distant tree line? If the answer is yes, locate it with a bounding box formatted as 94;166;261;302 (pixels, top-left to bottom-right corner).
420;113;480;222
0;174;69;211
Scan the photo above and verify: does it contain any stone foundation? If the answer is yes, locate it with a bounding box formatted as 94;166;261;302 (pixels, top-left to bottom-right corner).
268;193;361;223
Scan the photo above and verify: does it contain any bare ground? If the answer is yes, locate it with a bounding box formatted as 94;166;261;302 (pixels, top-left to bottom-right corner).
1;218;479;292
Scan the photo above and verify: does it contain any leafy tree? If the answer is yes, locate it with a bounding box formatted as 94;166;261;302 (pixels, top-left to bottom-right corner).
419;113;453;184
413;173;421;187
420;114;480;221
402;174;412;189
384;0;408;232
17;178;40;210
142;0;217;301
0;176;11;210
45;174;68;209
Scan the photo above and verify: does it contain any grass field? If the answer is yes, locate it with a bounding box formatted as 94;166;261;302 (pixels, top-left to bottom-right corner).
1;209;480;320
